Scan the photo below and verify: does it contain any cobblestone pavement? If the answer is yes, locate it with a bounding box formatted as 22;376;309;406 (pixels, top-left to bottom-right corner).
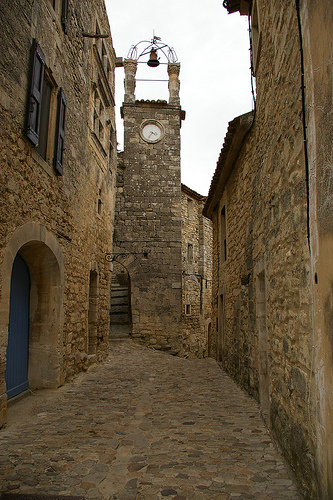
0;341;302;499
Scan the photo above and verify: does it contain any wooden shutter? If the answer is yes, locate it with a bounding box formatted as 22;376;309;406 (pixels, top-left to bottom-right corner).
61;0;69;33
26;39;45;146
54;88;66;175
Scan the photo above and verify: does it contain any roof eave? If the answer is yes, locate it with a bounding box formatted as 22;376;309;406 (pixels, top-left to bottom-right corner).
181;183;206;201
203;111;254;219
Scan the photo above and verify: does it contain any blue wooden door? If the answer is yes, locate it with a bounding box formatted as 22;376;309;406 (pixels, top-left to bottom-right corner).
5;254;30;399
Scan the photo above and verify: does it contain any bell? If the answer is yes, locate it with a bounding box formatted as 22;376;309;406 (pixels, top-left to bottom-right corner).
147;48;159;67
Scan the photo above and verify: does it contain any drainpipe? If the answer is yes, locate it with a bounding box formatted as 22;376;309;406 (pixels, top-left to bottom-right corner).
295;0;311;252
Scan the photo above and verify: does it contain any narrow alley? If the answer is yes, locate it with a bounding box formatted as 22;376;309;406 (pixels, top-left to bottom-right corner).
0;341;302;500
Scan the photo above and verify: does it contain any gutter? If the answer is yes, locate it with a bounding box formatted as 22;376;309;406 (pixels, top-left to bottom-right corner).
295;0;311;251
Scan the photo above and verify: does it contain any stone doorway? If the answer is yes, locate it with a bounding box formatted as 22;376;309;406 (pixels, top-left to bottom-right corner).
5;254;30;399
0;223;64;427
110;262;131;338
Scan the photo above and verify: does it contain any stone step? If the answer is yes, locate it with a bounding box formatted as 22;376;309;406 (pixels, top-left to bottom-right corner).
111;274;129;287
111;288;128;297
110;304;129;314
110;295;129;305
110;313;131;325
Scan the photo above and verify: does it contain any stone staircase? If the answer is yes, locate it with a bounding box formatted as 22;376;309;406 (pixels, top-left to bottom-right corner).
110;272;131;339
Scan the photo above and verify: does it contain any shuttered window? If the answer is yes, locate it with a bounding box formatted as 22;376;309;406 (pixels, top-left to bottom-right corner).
26;40;67;175
54;88;66;175
61;0;68;33
36;77;52;160
26;40;45;146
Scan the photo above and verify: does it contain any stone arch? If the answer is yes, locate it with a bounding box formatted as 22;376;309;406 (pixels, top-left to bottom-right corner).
1;223;64;424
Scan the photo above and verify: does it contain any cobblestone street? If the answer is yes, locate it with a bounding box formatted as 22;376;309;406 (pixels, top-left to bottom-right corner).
0;341;302;499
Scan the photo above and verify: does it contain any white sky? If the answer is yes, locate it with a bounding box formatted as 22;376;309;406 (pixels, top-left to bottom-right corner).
105;0;253;196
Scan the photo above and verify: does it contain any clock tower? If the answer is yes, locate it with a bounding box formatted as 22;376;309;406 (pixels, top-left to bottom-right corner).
113;41;185;354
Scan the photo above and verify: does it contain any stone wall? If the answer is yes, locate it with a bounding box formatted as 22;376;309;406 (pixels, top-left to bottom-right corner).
181;185;212;358
301;1;333;497
0;0;116;426
204;1;330;497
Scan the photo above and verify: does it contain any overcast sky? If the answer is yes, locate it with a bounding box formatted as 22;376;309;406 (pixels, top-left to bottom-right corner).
105;0;253;196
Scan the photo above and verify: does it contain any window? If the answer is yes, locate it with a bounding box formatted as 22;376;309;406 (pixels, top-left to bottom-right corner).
221;206;227;263
251;0;262;76
26;40;66;175
48;0;68;33
90;22;115;164
54;88;66;175
61;0;68;33
35;75;51;160
187;243;193;264
185;304;191;316
97;189;102;215
93;87;107;151
187;198;193;218
26;40;45;146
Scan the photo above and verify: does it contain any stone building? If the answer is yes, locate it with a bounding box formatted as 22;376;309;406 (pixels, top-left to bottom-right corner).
112;48;213;357
181;184;212;359
0;0;117;426
204;1;332;498
112;53;185;354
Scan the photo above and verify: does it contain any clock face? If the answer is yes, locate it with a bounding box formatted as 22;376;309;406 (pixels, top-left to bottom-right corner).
140;120;164;143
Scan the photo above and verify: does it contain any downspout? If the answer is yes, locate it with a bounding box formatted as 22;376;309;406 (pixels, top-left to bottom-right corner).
295;0;311;252
248;3;257;124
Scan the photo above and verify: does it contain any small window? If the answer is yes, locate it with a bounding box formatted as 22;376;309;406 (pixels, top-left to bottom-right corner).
221;206;227;263
187;243;193;264
93;88;106;149
185;304;191;316
97;189;102;215
54;88;66;175
61;0;68;33
187;198;193;218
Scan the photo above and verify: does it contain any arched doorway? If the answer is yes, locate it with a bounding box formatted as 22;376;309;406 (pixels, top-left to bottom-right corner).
1;223;64;426
5;254;30;399
110;261;131;338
